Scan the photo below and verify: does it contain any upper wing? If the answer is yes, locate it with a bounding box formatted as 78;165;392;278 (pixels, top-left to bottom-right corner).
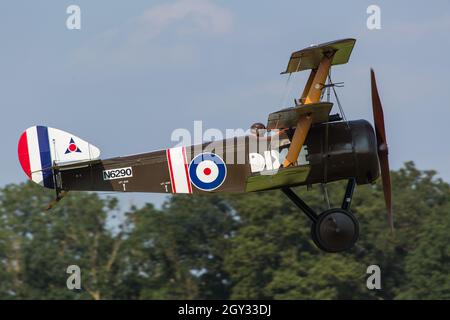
281;38;356;74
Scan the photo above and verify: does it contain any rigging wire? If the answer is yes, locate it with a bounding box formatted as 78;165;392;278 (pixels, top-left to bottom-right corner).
321;183;331;209
279;72;292;107
279;57;302;107
328;72;350;128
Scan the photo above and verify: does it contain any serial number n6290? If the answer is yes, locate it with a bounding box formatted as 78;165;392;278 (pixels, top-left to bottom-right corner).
103;167;133;180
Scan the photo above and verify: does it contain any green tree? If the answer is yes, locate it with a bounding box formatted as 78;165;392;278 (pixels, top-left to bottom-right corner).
0;182;129;299
0;162;449;300
223;162;450;299
222;187;377;299
124;194;237;299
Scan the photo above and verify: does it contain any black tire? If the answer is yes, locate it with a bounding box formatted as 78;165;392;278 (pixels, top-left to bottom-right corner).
311;208;359;253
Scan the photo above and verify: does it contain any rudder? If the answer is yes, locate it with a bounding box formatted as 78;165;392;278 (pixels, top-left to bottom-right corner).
18;126;101;188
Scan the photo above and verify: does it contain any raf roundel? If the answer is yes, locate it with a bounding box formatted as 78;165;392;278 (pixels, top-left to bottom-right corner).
189;153;227;191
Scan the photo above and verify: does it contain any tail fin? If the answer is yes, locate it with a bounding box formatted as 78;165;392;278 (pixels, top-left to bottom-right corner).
18;126;101;188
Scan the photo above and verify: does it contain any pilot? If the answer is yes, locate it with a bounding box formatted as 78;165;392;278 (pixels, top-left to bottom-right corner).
250;122;267;137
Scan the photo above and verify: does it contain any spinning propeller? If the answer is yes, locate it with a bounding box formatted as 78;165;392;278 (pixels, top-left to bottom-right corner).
370;69;393;230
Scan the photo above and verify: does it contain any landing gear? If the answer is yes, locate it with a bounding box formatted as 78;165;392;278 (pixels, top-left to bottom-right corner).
311;208;359;252
282;178;359;253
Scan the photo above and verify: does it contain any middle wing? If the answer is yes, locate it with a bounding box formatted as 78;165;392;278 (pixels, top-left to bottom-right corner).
266;102;333;130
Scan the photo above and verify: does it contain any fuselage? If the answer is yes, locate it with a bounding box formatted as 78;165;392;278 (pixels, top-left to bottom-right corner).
55;119;379;194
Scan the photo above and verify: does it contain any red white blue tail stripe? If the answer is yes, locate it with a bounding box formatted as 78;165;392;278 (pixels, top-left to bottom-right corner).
18;126;54;188
18;126;101;189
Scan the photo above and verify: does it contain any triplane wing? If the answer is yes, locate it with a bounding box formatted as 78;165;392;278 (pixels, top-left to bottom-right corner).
278;38;356;168
266;102;333;130
281;38;356;74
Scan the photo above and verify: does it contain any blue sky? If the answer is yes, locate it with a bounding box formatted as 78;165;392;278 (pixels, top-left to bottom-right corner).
1;1;449;209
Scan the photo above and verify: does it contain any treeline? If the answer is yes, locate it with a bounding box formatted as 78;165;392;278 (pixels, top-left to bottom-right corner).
0;161;448;299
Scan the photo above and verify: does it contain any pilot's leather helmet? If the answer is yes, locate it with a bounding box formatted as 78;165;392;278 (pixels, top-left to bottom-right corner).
250;122;266;136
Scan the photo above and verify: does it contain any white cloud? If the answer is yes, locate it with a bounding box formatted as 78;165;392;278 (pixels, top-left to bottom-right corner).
138;0;233;37
70;0;234;72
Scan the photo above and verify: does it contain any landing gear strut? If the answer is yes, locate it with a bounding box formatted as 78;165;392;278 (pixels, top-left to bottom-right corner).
282;178;359;253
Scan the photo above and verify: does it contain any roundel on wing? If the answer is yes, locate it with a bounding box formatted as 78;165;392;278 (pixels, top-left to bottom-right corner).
188;152;227;191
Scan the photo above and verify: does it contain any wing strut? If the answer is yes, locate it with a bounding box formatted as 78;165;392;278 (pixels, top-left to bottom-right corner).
283;53;334;167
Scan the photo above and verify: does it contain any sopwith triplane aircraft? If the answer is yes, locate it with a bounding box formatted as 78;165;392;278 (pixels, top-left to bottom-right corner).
18;38;392;252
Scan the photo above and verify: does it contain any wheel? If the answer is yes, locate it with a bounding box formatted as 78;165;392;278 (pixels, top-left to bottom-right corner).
311;208;359;253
